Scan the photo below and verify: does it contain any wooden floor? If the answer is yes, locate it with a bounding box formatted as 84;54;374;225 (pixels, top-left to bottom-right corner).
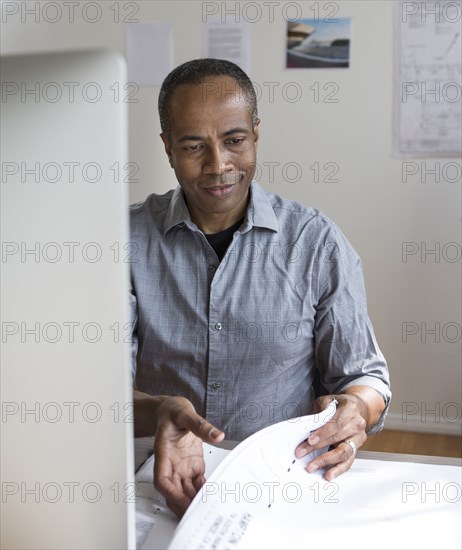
361;429;462;458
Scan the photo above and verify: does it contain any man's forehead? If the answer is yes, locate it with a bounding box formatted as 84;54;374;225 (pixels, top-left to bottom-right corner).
172;115;252;142
171;75;249;106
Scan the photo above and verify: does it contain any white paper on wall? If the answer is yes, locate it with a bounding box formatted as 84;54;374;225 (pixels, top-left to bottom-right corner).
126;21;173;86
202;18;251;74
394;1;462;157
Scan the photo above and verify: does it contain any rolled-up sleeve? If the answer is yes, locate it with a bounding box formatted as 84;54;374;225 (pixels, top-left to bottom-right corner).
314;229;391;434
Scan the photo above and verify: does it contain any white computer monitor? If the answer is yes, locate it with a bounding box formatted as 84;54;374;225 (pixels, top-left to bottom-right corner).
1;49;135;549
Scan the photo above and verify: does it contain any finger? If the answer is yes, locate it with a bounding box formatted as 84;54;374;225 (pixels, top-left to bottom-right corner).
181;477;198;501
295;419;343;458
192;473;206;493
153;451;187;504
155;474;191;518
324;457;355;481
178;410;225;444
165;494;190;519
307;417;341;446
305;400;344;447
306;441;356;476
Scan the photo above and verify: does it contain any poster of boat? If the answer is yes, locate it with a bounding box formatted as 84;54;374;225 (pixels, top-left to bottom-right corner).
286;19;352;69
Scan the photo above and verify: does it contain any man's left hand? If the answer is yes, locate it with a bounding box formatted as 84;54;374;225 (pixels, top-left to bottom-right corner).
294;387;384;480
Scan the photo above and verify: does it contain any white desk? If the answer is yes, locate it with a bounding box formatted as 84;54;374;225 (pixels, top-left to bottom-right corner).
133;437;461;549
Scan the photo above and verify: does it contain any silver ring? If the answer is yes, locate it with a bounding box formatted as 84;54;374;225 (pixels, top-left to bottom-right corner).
344;440;357;455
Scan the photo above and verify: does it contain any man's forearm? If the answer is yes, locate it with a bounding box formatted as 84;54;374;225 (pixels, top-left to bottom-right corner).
338;385;386;432
133;389;164;437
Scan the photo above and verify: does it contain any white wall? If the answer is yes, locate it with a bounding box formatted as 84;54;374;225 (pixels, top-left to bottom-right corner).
2;0;461;434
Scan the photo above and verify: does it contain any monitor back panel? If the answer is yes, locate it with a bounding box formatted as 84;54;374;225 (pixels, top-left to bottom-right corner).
1;50;135;549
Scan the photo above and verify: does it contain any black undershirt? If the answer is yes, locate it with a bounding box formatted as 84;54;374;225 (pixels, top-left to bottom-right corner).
205;218;244;261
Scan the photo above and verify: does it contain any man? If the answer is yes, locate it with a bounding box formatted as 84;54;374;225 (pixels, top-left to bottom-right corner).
130;58;391;518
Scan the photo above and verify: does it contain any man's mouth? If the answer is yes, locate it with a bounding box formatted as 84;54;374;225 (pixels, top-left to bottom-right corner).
203;184;236;198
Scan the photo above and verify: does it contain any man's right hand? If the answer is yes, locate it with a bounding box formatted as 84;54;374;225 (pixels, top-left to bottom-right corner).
152;396;225;518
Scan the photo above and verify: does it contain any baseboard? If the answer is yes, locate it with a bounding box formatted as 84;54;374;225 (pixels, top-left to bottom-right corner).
384;412;462;436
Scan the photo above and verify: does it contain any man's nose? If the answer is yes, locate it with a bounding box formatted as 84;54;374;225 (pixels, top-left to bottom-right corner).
202;146;230;175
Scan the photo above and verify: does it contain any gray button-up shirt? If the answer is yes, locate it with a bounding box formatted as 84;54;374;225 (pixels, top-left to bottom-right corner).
130;181;391;440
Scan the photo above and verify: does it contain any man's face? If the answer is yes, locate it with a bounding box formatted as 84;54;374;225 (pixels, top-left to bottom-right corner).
161;76;259;234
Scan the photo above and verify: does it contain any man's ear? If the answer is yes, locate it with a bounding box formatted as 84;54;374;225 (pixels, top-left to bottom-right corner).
160;132;173;168
253;118;260;148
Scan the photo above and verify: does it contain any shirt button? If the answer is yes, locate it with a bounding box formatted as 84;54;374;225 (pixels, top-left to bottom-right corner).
214;322;222;331
212;382;221;390
208;265;216;272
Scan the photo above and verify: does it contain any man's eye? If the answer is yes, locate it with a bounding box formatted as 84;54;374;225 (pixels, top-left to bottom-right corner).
185;144;203;151
226;138;244;145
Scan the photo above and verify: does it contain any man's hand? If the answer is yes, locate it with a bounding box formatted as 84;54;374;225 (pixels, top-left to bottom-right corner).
294;386;385;480
153;396;225;518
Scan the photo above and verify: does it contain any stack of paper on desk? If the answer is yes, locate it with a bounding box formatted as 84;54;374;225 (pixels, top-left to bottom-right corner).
136;400;461;549
135;444;230;549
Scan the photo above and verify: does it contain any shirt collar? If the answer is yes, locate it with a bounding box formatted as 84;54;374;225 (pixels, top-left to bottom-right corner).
163;186;193;234
243;181;279;234
163;181;279;235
